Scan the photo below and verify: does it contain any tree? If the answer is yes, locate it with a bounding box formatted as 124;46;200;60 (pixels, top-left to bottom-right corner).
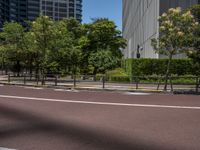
186;5;200;73
31;16;54;75
81;18;126;74
0;22;27;76
46;20;73;74
89;48;119;75
46;19;84;75
151;7;198;91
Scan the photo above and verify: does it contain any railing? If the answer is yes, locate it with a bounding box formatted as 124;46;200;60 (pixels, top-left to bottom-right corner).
0;73;199;93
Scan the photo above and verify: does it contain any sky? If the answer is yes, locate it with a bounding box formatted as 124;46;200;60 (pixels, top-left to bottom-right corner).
82;0;122;30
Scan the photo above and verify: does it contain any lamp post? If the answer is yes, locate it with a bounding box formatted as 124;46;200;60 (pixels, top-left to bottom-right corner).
136;45;143;59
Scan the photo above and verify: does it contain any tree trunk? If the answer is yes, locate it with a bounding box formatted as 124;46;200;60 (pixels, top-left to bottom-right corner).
164;54;173;91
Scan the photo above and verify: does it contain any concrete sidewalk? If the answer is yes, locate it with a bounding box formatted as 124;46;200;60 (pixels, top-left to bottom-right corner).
0;79;198;94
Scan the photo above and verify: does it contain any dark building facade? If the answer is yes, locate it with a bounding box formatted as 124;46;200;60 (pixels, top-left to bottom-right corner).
0;0;10;27
27;0;40;21
0;0;82;27
41;0;82;21
9;0;28;24
123;0;199;58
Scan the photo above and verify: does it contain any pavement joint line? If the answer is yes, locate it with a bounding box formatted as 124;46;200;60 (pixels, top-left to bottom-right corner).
0;95;200;110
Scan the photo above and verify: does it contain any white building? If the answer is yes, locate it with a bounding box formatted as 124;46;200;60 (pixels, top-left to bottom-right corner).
122;0;199;58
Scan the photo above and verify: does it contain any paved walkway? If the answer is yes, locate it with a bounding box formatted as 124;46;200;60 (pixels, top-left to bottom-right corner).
0;75;198;92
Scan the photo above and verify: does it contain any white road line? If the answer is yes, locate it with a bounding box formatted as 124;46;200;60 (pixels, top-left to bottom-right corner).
54;89;79;92
0;95;200;110
54;89;68;92
124;92;151;96
24;87;43;90
0;147;17;150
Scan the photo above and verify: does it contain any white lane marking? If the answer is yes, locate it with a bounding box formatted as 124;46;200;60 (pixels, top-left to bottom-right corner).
0;95;200;110
54;89;79;92
0;147;17;150
124;92;151;96
54;89;67;92
0;84;4;87
24;87;43;90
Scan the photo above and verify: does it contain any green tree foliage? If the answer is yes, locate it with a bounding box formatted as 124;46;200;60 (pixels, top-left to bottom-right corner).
0;22;27;76
87;18;126;54
186;5;200;69
0;17;126;76
31;16;54;74
89;48;119;74
151;7;198;90
81;18;126;73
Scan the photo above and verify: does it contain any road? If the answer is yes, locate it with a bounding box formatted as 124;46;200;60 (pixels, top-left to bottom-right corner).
0;85;200;150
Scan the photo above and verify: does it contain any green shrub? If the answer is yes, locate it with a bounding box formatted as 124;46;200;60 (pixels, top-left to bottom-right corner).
106;68;130;82
125;58;199;76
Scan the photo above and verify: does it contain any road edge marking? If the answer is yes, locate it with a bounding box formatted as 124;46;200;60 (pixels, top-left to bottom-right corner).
0;94;200;110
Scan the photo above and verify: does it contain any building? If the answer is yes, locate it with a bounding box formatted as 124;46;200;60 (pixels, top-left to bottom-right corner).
0;0;82;27
0;0;10;28
122;0;200;58
9;0;28;25
28;0;41;21
40;0;82;22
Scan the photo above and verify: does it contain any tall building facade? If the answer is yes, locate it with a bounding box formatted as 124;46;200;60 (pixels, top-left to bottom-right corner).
0;0;10;28
40;0;82;21
123;0;199;58
0;0;82;27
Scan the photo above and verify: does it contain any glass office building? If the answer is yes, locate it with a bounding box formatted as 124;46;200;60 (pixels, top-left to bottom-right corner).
41;0;82;22
123;0;199;58
0;0;82;27
0;0;10;28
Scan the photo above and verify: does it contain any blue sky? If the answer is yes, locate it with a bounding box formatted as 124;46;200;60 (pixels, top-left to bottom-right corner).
82;0;122;30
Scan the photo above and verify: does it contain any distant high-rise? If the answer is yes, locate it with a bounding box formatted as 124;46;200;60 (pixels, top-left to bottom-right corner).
0;0;9;27
123;0;199;58
0;0;82;27
40;0;82;21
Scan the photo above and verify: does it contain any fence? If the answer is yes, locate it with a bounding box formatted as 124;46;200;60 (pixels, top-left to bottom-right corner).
0;73;200;93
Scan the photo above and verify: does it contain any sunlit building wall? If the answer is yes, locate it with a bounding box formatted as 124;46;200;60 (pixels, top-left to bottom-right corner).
122;0;199;58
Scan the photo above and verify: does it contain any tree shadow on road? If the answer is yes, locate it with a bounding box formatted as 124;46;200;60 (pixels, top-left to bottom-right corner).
0;104;167;150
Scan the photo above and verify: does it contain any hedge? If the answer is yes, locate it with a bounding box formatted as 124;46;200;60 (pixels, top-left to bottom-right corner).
124;58;200;76
106;68;130;82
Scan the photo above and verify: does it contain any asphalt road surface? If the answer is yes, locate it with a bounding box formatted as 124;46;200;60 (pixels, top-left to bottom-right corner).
0;85;200;150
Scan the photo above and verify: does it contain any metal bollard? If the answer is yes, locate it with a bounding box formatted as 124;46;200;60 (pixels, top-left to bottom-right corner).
169;77;173;92
102;76;105;89
196;77;199;93
55;75;58;86
8;73;10;83
36;74;39;85
73;75;76;88
24;74;26;85
136;77;139;89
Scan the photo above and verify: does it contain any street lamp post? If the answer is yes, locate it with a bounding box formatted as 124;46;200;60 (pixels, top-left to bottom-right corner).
136;45;143;59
